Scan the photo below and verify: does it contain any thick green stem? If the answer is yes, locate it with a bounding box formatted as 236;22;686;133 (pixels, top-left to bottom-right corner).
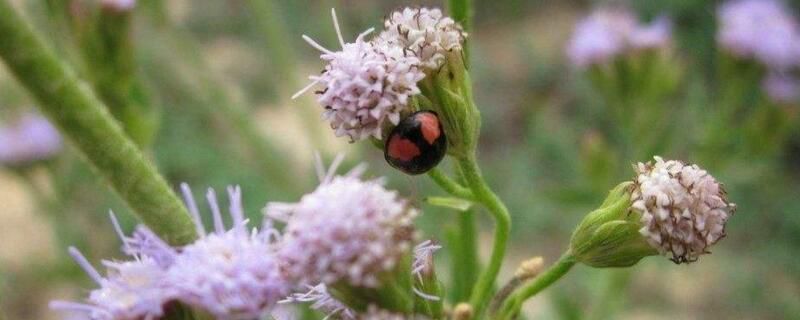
460;154;511;317
0;0;196;245
497;253;577;320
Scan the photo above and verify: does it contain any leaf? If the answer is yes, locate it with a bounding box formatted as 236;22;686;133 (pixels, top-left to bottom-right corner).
425;196;474;212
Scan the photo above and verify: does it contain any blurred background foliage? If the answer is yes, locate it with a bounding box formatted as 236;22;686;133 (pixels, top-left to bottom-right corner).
0;0;799;319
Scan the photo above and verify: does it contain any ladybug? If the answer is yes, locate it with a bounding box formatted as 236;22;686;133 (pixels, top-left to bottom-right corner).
384;111;447;175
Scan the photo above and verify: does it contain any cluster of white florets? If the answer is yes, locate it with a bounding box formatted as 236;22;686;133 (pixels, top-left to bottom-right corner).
378;7;467;69
631;157;736;263
294;8;466;141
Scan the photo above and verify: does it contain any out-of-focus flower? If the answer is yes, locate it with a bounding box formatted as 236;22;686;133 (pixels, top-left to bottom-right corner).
293;10;425;141
632;157;736;263
267;155;418;288
49;221;176;320
718;0;800;70
566;8;672;68
0;113;62;166
101;0;136;11
570;157;735;267
377;7;467;69
763;71;800;103
629;16;672;49
281;283;356;320
167;185;289;319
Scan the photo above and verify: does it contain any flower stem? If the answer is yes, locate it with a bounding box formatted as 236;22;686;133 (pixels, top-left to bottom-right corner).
496;252;577;320
459;153;511;317
0;0;196;245
427;167;474;199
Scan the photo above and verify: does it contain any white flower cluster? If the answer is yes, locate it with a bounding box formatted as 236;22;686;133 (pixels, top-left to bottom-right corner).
567;7;672;68
268;156;418;287
378;7;467;69
294;8;466;141
632;157;736;263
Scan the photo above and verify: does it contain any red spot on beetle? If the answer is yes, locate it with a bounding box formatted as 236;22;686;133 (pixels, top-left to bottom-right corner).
416;112;441;144
387;136;421;161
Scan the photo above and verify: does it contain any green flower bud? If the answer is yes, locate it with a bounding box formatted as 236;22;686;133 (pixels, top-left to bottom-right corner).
569;182;658;268
417;50;480;159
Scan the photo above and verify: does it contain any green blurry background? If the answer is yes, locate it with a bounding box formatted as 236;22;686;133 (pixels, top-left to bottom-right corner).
1;0;799;319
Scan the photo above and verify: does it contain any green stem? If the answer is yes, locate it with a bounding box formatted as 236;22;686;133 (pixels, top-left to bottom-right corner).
0;0;196;245
459;153;511;317
497;253;577;320
427;167;474;199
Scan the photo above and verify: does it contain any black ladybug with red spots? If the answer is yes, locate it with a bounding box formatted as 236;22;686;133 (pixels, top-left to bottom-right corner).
384;111;447;175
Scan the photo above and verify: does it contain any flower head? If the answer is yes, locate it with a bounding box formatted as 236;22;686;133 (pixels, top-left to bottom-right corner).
567;8;672;68
378;7;467;69
293;9;425;141
632;157;736;263
52;185;289;320
167;185;289;319
0;113;62;166
267;155;418;288
718;0;800;70
50;247;175;320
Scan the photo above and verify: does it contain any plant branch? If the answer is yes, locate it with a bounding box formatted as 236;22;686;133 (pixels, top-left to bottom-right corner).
496;252;577;320
459;153;511;318
0;0;196;245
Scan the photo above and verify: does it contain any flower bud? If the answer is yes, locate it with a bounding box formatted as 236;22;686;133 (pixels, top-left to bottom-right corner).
570;157;735;267
569;182;656;268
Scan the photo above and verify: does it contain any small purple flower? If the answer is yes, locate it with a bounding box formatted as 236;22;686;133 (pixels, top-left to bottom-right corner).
629;16;672;50
763;71;800;103
293;9;425;141
0;113;62;166
166;185;289;319
411;240;442;302
101;0;135;11
718;0;800;70
49;247;176;320
567;8;672;68
267;154;418;288
52;185;289;320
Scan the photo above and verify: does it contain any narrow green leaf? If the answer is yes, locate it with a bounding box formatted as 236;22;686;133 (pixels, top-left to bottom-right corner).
425;196;474;211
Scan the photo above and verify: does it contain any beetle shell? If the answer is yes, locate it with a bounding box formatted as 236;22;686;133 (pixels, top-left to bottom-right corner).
384;111;447;175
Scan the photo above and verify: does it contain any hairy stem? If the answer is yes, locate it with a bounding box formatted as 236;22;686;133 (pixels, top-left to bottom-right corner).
497;253;577;320
459;153;511;317
0;0;196;245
